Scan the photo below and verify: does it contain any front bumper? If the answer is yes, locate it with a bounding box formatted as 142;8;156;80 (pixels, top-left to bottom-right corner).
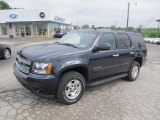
13;63;58;98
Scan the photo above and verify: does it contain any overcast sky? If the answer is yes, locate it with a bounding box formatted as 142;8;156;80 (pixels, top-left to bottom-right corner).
4;0;160;28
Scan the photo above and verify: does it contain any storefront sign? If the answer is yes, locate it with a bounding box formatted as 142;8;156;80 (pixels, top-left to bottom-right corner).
9;14;17;19
54;16;65;22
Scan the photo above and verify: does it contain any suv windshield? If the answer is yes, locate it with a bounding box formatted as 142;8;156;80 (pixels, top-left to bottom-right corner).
58;32;97;49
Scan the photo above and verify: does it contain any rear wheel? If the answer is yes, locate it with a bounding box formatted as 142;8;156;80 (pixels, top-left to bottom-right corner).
3;49;11;59
127;61;140;81
57;71;86;105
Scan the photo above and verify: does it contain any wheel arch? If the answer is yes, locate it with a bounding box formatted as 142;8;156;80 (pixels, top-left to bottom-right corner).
58;65;90;83
134;57;142;67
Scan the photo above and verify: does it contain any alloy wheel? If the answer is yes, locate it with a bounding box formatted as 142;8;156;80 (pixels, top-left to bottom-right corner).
132;66;139;79
65;79;82;100
4;49;10;59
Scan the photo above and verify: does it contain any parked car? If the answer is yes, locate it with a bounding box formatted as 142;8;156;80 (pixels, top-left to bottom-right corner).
13;29;147;105
151;38;160;45
0;44;11;59
144;38;160;45
54;29;67;38
144;38;152;43
144;38;149;43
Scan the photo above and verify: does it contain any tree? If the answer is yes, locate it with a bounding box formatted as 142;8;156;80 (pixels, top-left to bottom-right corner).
81;24;90;29
136;26;142;33
127;27;134;31
156;19;160;30
91;25;95;29
117;27;123;30
0;1;11;10
111;25;116;30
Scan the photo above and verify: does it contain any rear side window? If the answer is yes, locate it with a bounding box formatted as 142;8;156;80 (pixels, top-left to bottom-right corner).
129;34;145;46
117;33;131;49
98;33;117;50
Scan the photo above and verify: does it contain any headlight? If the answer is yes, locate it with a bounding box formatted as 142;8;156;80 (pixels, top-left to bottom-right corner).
32;62;52;74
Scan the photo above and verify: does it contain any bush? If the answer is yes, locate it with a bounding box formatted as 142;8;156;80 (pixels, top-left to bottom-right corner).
141;29;160;38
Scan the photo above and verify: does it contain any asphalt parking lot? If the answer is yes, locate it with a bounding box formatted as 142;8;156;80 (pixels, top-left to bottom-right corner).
0;38;160;120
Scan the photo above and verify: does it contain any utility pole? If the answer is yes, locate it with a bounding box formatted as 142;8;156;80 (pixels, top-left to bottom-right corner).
126;2;137;31
139;25;142;33
115;20;117;29
156;19;160;30
126;2;130;31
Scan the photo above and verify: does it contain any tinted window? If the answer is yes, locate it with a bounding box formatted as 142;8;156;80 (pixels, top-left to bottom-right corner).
129;34;145;46
118;33;131;49
98;33;116;50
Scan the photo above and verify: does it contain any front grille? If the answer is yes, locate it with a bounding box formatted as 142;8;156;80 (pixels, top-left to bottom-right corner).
16;54;32;74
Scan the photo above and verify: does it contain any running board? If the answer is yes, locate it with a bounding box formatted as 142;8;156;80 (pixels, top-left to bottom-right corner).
87;73;128;86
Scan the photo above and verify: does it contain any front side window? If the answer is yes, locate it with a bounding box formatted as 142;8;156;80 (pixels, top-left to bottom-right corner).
118;33;131;49
58;32;97;48
98;33;117;50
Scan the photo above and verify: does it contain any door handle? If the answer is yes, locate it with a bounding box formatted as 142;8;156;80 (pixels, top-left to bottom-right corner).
130;52;135;55
113;54;119;57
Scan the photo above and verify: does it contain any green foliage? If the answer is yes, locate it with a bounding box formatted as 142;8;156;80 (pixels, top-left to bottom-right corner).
117;27;124;30
141;28;160;38
81;24;90;29
91;25;95;29
111;25;116;30
127;27;134;31
136;28;141;33
0;0;11;9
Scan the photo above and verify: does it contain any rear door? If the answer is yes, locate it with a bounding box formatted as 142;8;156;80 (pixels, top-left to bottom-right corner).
116;33;134;72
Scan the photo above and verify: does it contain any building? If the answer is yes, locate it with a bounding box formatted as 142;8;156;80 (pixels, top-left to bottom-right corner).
0;9;75;38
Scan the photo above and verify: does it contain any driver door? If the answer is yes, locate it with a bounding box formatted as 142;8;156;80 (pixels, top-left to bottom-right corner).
90;33;122;80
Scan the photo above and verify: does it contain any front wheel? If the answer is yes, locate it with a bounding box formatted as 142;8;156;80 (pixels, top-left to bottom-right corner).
57;71;86;105
3;49;11;59
127;61;140;81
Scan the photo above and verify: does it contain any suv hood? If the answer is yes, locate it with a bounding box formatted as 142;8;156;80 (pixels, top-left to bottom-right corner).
20;44;80;61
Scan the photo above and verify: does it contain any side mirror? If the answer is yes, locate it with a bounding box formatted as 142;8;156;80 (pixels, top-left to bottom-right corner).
95;43;111;51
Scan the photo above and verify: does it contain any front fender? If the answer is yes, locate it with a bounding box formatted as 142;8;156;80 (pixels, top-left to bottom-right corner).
54;58;89;75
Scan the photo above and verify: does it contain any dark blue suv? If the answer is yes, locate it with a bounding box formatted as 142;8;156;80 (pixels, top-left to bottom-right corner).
13;29;147;105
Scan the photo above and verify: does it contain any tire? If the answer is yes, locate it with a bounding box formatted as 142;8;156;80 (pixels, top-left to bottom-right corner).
127;61;140;82
57;71;86;105
3;49;11;59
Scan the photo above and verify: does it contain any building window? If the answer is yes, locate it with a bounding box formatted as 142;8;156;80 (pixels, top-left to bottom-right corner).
2;27;7;35
9;23;12;29
25;26;31;36
33;25;38;36
16;27;21;37
38;25;47;36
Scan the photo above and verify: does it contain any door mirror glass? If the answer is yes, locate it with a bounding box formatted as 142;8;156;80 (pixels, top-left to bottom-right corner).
95;43;111;51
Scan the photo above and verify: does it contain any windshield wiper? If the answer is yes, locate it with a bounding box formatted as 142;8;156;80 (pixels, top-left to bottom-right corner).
62;43;78;48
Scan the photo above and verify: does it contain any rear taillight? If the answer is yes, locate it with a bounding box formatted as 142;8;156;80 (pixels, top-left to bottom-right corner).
144;49;147;58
